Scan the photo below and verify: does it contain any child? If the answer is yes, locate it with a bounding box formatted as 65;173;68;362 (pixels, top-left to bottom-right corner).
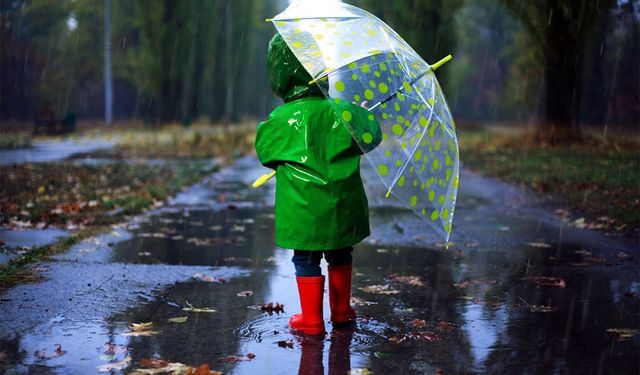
255;33;381;335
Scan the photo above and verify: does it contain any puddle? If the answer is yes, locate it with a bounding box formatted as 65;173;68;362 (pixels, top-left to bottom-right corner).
1;156;638;374
0;228;69;265
45;239;635;374
0;138;115;166
0;228;69;249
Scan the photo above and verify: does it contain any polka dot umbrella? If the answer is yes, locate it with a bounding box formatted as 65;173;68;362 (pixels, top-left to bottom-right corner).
263;1;459;244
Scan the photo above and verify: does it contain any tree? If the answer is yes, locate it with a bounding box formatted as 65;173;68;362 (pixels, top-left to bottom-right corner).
500;0;617;141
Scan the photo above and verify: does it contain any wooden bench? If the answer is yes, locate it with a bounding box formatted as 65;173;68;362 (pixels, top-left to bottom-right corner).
33;110;76;135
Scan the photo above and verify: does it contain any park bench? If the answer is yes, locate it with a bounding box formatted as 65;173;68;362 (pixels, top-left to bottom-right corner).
33;110;76;135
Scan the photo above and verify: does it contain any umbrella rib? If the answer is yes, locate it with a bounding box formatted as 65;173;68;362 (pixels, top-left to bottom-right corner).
384;77;437;198
369;70;428;112
268;16;362;22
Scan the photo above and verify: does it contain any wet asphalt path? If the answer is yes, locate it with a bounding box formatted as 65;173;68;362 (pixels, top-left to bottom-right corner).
0;155;638;374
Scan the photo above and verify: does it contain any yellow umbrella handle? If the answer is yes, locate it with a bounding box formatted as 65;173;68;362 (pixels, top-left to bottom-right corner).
430;55;452;71
252;171;276;188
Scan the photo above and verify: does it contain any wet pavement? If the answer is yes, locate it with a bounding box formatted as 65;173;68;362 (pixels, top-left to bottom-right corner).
0;155;638;374
0;137;116;166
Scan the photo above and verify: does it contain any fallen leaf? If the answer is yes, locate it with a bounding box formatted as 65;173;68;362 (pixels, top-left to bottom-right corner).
276;340;294;348
131;322;154;331
139;358;170;368
528;276;566;288
360;284;400;295
237;290;254;297
573;217;586;229
183;301;217;313
388;336;406;344
188;364;223;375
454;279;497;289
100;343;128;355
35;344;66;360
410;319;427;328
616;251;632;260
528;305;557;313
122;322;160;337
436;321;457;332
192;273;226;283
168;316;188;323
97;356;131;372
520;296;557;313
454;281;471;289
350;369;374;375
389;274;426;287
606;328;640;341
350;296;377;306
255;302;284;314
130;360;222;375
219;353;255;363
408;331;440;341
526;242;552;249
624;291;640;299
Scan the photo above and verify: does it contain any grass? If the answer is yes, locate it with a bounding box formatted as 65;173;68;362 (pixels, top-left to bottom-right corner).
458;125;640;233
0;122;256;289
82;122;256;159
0;132;32;149
0;226;108;290
0;160;211;227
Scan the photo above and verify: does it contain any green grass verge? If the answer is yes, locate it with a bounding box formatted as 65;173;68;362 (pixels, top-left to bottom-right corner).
0;226;108;290
0;123;256;289
459;127;640;232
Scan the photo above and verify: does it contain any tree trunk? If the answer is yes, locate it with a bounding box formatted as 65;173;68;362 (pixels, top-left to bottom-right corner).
538;6;585;144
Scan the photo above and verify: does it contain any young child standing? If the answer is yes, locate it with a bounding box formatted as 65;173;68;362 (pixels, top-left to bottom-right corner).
255;33;381;335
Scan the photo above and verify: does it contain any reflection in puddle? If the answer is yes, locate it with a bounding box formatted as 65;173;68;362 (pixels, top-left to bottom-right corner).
1;157;638;373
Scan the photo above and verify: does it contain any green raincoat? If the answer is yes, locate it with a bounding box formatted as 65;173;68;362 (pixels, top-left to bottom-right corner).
255;34;381;250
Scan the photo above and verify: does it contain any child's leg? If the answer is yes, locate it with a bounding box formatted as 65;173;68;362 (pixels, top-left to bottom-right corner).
325;247;356;325
290;250;325;335
292;250;323;276
323;247;353;267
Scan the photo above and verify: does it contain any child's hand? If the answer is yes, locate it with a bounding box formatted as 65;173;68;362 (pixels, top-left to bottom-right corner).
352;100;369;109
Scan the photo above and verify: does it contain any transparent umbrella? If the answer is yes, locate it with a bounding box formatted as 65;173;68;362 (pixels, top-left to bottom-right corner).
258;1;459;244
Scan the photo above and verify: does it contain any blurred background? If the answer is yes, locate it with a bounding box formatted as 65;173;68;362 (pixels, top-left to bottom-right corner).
2;0;638;235
1;0;638;133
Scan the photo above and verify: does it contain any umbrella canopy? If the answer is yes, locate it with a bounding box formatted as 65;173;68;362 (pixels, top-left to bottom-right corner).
267;1;459;243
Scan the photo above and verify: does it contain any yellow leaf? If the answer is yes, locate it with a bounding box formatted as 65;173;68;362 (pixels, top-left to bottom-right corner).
168;316;188;323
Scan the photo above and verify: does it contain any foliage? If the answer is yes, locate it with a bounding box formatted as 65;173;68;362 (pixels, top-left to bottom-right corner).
349;0;464;89
459;126;640;231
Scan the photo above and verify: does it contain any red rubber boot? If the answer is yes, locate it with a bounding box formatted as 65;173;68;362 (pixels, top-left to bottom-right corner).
328;264;356;325
290;276;326;335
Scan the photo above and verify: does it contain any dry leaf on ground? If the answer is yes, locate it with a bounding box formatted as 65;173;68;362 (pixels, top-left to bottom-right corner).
528;276;566;288
97;356;131;372
389;274;426;287
350;296;377;306
167;316;188;323
219;353;256;363
360;284;400;295
526;242;552;249
35;344;66;360
183;301;217;313
122;322;160;337
257;302;285;314
606;328;640;341
192;273;226;283
276;340;294;348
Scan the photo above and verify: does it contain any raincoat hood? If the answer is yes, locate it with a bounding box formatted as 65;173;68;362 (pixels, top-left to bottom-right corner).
267;33;326;103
